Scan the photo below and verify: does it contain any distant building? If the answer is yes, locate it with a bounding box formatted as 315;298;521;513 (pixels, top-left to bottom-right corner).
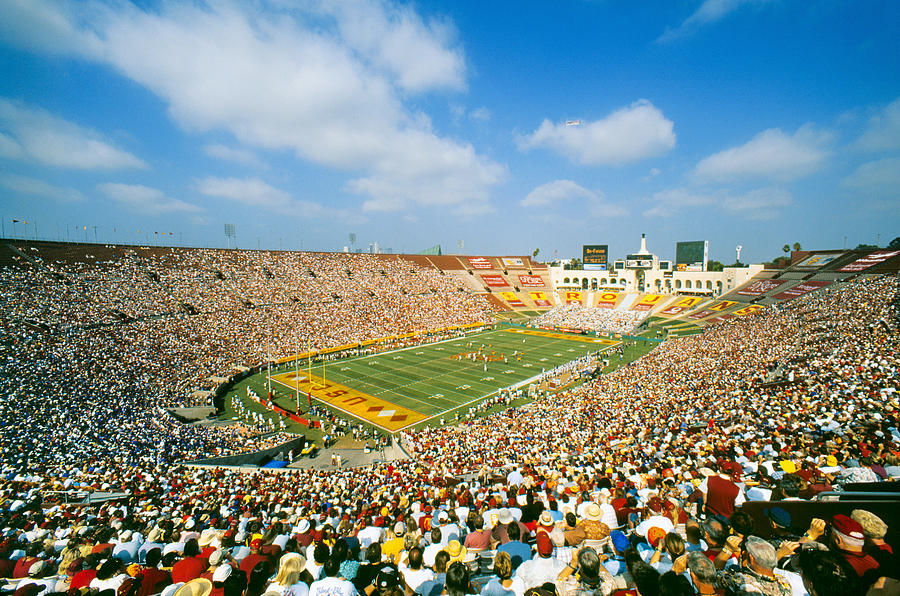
549;234;762;296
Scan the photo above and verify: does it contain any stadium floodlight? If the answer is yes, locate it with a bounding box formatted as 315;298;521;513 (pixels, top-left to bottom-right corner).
736;245;743;263
224;223;236;249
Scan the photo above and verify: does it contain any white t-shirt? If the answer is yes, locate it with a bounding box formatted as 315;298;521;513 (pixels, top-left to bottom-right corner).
309;576;357;596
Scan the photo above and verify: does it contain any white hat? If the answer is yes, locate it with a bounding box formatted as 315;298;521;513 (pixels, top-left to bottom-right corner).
212;564;232;583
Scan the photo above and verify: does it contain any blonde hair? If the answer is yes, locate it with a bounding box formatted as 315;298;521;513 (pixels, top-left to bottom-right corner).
493;551;512;581
274;553;305;586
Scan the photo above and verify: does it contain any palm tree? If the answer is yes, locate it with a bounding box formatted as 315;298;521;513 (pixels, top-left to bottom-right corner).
793;242;801;251
782;244;790;256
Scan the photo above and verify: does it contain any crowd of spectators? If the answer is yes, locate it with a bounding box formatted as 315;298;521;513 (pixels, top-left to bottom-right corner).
530;306;648;335
0;245;494;463
0;241;898;596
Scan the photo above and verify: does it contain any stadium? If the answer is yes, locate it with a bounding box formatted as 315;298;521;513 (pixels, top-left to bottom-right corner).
1;1;899;595
0;236;898;596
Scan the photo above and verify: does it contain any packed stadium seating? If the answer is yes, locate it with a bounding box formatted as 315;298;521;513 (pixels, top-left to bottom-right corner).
0;241;898;596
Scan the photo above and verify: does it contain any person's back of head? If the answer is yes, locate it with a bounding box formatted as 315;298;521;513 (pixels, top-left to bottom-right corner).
492;551;512;581
577;547;601;581
444;562;469;596
248;561;271;592
332;540;349;563
145;548;162;568
565;512;576;529
408;547;424;571
630;560;660;596
506;521;520;542
313;543;330;565
744;537;776;573
473;516;484;531
728;511;754;538
685;521;701;545
430;528;442;544
703;519;728;548
663;533;685;559
433;551;450;574
658;571;692;596
323;556;340;578
365;543;381;565
796;548;860;596
183;538;200;558
686;553;716;586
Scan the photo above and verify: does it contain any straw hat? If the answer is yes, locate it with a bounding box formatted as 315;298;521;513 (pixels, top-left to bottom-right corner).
444;540;468;563
174;578;213;596
584;503;602;522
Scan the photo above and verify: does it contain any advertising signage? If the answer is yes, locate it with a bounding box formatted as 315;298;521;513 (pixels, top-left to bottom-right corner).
583;244;608;271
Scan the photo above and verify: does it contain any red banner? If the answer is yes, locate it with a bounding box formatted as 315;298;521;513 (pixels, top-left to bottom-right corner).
468;257;493;269
837;250;900;272
518;275;545;287
687;309;716;320
735;279;787;296
772;281;831;300
529;291;552;307
480;274;509;287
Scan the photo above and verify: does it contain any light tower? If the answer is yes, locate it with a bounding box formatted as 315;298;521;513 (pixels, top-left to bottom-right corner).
736;245;743;264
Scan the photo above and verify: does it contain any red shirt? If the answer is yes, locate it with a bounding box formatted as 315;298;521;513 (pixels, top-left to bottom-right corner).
138;567;172;596
706;475;739;519
69;569;97;590
172;556;207;583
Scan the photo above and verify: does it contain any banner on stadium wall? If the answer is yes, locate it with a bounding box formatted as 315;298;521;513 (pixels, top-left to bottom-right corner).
687;309;716;320
499;291;526;307
632;294;664;311
659;296;703;315
735;279;787;296
562;291;585;305
595;292;619;309
468;256;493;269
480;274;509;288
734;304;764;316
502;257;525;268
794;253;841;270
837;250;900;272
529;291;552;307
518;275;545;287
773;281;831;301
706;300;738;311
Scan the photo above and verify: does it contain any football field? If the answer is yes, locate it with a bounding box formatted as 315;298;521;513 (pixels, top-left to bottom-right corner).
271;327;618;432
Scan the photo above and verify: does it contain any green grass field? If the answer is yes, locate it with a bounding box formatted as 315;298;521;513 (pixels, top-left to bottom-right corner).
221;327;659;437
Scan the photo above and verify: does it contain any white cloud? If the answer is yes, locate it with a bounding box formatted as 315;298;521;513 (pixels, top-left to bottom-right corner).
98;183;202;215
197;176;292;209
693;126;830;182
842;157;900;193
519;100;676;166
522;180;599;207
317;0;465;93
659;0;773;42
644;186;790;219
0;1;500;210
0;174;84;202
854;98;900;152
198;176;365;223
469;107;491;122
203;144;265;168
0;98;147;170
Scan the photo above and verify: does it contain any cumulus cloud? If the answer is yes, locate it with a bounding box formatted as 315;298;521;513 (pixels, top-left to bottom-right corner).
842;157;900;193
659;0;774;42
0;98;147;170
644;186;790;220
98;183;202;215
316;0;465;93
203;144;265;168
854;97;900;152
693;126;830;182
519;100;676;166
0;174;84;202
0;1;500;211
198;176;364;222
522;180;597;207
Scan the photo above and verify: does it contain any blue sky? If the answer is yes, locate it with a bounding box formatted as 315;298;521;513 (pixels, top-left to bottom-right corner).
0;0;898;264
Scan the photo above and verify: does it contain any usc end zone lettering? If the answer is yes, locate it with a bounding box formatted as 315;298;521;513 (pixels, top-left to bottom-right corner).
563;291;584;305
734;304;764;316
270;371;428;431
660;296;703;316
